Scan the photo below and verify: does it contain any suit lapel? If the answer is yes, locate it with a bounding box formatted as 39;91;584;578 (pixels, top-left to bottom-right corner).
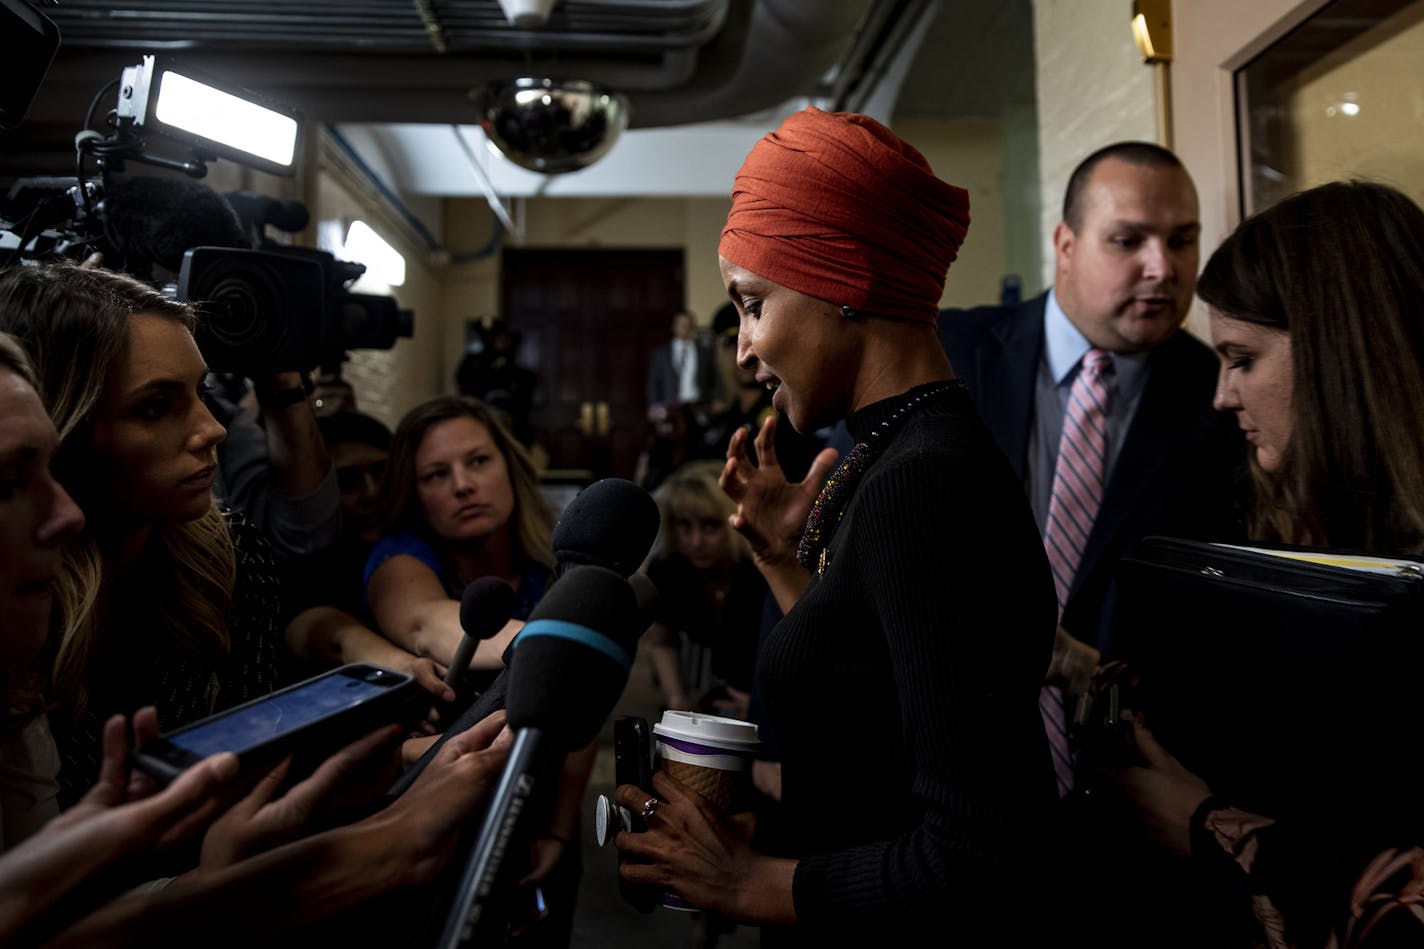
974;296;1044;481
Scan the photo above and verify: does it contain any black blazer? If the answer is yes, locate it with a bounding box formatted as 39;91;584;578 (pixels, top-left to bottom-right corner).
645;338;721;406
938;292;1245;656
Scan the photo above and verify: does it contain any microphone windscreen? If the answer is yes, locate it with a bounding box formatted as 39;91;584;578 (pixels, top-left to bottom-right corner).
104;176;250;272
224;190;310;233
552;478;660;577
459;576;517;642
628;572;659;633
506;565;639;748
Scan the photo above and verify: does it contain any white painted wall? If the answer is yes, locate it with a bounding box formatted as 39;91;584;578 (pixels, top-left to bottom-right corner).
1032;0;1158;290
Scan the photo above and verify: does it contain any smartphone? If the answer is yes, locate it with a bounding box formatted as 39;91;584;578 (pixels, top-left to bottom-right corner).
613;716;652;808
612;716;657;913
133;664;421;785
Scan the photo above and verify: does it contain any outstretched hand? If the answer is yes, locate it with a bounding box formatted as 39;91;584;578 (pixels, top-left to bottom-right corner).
197;724;403;872
367;709;514;888
0;710;244;945
1100;713;1213;857
46;708;239;851
720;416;837;609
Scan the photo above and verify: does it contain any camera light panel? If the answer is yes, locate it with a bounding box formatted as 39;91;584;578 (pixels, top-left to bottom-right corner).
118;55;303;177
154;69;298;169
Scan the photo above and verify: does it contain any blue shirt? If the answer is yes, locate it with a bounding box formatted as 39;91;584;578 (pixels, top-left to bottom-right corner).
1026;289;1151;534
363;530;550;621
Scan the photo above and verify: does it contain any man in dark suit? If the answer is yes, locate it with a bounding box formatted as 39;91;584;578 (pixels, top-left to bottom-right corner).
940;142;1243;660
645;309;721;413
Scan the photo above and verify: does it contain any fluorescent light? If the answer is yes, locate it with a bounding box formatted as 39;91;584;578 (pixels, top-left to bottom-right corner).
155;70;298;166
344;220;406;288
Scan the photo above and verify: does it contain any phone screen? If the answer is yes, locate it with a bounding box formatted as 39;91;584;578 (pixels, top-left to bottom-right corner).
168;671;395;758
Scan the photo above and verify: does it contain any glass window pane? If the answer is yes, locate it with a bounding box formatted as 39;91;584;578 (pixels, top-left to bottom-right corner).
1238;0;1424;214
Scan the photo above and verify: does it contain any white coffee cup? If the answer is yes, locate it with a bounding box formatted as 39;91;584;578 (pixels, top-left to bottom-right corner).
651;711;760;911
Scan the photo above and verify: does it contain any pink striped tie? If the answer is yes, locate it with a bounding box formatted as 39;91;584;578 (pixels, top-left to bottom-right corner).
1041;348;1113;797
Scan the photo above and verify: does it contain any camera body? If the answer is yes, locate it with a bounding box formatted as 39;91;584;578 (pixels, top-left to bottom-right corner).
179;243;413;375
4;180;414;378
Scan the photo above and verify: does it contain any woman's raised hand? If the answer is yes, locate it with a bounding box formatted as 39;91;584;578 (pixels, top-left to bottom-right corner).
719;417;837;607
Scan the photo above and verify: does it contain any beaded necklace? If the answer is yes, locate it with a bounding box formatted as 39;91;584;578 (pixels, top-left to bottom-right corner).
796;381;966;576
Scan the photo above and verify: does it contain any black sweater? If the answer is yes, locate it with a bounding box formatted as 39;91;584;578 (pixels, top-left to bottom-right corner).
758;383;1058;943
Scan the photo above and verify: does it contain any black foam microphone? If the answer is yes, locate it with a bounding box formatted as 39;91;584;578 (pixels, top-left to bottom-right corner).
444;576;517;689
628;571;660;633
224;190;310;235
552;478;660;577
102;175;250;274
438;564;643;948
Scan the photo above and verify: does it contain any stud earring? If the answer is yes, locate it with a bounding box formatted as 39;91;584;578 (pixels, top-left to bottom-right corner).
840;305;858;319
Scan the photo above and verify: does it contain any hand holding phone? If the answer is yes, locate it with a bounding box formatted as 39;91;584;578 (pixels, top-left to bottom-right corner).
133;664;424;787
602;715;657;913
197;722;404;873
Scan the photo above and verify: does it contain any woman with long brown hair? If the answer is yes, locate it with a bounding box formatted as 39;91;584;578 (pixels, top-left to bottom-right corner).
1118;180;1424;947
0;262;281;802
364;396;555;673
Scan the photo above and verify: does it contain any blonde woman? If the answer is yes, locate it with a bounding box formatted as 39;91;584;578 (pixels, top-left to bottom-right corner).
645;459;766;717
0;263;281;802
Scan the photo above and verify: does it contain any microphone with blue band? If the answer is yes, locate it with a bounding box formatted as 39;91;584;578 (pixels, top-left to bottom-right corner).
514;618;632;672
388;481;660;803
439;564;652;948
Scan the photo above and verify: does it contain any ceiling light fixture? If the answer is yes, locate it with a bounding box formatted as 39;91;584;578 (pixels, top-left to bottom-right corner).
496;0;558;29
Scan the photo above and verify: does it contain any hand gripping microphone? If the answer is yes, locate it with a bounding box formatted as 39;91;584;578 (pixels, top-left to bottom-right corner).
444;576;517;689
391;479;659;798
438;564;644;949
552;477;660;577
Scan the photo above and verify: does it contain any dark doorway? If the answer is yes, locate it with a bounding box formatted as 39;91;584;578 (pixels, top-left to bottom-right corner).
501;248;685;481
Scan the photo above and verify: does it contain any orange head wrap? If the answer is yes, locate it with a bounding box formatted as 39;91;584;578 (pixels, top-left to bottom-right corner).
718;107;970;324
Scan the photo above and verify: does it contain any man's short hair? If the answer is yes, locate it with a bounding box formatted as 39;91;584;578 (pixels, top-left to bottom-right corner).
1061;142;1185;231
317;411;392;452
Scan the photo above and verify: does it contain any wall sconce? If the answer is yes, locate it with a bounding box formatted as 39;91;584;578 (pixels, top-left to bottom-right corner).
1132;0;1173;63
1131;0;1174;150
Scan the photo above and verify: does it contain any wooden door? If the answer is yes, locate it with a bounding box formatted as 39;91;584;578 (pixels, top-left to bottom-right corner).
501;248;684;481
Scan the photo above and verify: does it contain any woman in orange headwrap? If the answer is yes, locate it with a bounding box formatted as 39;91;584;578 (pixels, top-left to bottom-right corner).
615;108;1059;944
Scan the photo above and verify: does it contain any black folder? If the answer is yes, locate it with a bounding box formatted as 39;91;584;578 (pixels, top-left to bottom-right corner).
1116;536;1424;818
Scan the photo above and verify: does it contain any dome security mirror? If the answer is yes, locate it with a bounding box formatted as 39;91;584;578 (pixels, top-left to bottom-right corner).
473;78;630;174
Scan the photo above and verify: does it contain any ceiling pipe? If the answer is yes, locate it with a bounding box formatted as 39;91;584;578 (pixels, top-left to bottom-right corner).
626;0;878;129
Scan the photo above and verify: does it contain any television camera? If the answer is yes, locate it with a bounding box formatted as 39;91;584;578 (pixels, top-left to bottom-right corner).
1;47;412;375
